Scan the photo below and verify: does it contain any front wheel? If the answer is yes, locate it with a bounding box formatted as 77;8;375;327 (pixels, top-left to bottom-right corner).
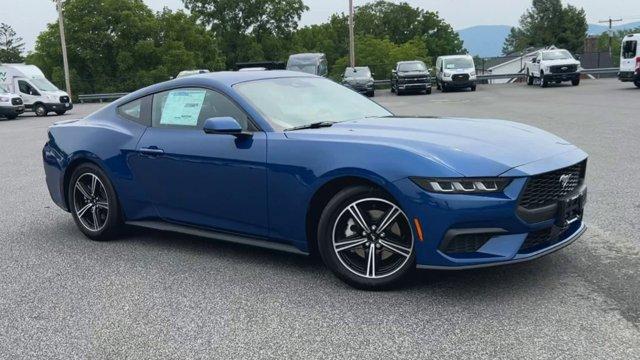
470;84;477;92
426;87;432;95
68;163;123;241
34;103;48;117
635;80;640;89
55;110;67;116
318;186;415;289
572;78;580;86
539;72;548;88
527;72;534;85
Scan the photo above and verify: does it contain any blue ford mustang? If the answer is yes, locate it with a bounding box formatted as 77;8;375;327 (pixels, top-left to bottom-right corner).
43;71;587;289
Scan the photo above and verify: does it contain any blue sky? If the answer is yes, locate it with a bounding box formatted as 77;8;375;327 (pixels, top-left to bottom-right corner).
3;0;640;52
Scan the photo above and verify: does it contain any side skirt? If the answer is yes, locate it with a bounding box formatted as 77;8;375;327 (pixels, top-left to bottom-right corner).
126;220;309;256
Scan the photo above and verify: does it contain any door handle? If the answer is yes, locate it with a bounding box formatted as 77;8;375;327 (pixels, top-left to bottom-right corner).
139;146;164;155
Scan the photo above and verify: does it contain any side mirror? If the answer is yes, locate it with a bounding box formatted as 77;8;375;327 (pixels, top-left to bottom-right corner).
203;117;251;138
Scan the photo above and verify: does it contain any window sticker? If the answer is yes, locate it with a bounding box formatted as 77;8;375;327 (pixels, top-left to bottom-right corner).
160;89;206;126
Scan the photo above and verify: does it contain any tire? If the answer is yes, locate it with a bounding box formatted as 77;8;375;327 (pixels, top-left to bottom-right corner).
34;103;48;117
527;72;534;86
367;90;375;97
68;163;123;241
539;72;548;88
470;84;477;92
317;186;415;290
396;88;403;96
426;87;432;95
441;83;447;92
390;84;395;93
635;81;640;89
572;78;580;86
55;110;67;116
436;81;441;90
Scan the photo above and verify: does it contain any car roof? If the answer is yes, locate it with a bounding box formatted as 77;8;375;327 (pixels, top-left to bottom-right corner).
438;55;472;59
191;70;316;86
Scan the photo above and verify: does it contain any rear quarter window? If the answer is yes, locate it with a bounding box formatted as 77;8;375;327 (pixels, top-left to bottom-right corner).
117;96;151;126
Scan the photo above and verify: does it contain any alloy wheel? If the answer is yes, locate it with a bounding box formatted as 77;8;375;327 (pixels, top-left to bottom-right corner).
332;198;413;279
73;173;109;232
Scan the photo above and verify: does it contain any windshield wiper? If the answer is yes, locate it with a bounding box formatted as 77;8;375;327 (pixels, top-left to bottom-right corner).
285;121;336;131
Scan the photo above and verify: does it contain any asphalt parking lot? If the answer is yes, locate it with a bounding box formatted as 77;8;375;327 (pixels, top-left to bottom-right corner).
1;79;639;359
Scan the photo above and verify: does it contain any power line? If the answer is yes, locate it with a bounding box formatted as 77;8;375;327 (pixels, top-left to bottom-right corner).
598;17;623;58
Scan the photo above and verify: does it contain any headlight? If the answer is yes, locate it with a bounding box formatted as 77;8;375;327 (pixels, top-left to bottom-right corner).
470;71;476;77
0;96;9;102
444;72;451;77
411;177;511;194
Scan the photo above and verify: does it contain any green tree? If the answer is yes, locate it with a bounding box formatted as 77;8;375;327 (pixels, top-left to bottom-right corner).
0;23;25;63
331;36;429;79
502;0;587;54
183;0;308;67
26;0;224;96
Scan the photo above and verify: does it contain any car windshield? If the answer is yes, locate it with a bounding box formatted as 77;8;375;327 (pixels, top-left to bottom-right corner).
287;64;317;75
444;58;474;69
344;68;371;78
234;77;392;130
542;50;573;61
398;62;426;72
30;77;59;92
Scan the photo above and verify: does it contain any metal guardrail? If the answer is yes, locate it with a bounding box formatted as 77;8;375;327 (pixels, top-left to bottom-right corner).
78;92;129;103
78;68;621;101
373;68;619;87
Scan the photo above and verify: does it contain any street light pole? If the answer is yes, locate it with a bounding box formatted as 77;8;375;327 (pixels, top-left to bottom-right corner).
348;0;355;68
56;0;72;97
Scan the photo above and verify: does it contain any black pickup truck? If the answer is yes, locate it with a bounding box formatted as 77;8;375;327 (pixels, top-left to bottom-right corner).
390;61;432;95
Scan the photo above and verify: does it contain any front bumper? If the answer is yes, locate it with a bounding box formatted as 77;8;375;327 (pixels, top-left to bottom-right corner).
442;79;476;88
397;80;431;91
45;102;74;112
392;151;588;269
618;71;639;82
0;104;25;117
543;72;580;81
345;83;375;94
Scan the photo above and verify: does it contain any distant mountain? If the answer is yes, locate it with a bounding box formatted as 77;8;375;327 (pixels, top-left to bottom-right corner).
458;22;640;58
457;25;512;58
588;21;640;35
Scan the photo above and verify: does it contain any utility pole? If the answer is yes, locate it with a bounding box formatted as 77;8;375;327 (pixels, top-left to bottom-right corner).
348;0;355;68
56;0;72;97
599;17;623;59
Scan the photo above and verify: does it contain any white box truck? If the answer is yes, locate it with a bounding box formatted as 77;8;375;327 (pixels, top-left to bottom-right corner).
0;64;73;116
618;33;640;88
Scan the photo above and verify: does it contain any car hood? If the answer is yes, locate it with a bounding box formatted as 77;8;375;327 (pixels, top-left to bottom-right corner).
541;59;581;67
284;117;579;177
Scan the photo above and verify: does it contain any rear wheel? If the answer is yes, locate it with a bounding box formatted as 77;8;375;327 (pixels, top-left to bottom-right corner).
34;103;48;117
318;186;415;290
68;163;123;241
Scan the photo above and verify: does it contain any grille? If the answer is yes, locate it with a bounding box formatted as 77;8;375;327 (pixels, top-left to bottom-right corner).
452;74;470;82
550;65;577;73
441;233;492;254
60;96;70;103
519;161;586;210
11;97;23;105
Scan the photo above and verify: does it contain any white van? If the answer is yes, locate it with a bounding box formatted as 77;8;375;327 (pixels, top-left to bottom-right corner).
0;83;24;120
0;64;73;116
435;55;477;92
618;33;640;88
286;53;328;77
